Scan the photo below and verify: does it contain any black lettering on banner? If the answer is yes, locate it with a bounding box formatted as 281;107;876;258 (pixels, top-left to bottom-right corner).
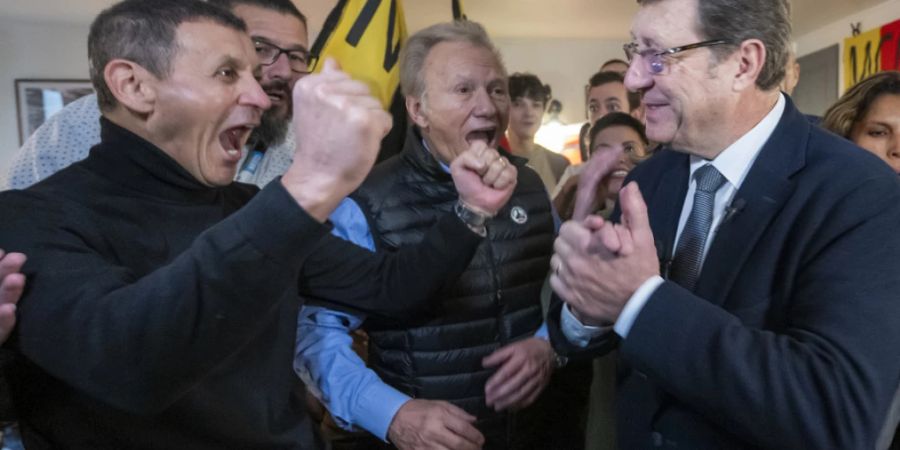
346;0;380;46
344;0;401;73
383;0;401;71
849;35;890;85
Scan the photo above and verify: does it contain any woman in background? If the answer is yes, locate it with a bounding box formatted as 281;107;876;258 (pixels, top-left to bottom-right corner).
824;70;900;450
823;70;900;174
555;112;650;221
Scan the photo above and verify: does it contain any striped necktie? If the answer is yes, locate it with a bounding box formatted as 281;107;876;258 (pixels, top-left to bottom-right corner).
670;164;726;290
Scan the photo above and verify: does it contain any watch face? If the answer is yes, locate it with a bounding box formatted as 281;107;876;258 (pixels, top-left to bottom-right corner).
455;201;488;227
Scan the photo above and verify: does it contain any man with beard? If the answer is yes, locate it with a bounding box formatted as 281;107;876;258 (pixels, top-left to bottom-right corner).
0;0;519;447
2;0;307;190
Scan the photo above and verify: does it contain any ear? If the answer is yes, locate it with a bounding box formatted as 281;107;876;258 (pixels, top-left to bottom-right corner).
732;39;766;91
405;94;429;129
103;59;158;114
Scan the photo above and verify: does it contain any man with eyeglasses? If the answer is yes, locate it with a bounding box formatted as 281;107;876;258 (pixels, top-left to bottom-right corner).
3;0;310;189
547;0;900;449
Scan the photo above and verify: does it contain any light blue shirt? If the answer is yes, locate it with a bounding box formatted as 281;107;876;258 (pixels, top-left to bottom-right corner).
294;159;550;441
561;94;787;343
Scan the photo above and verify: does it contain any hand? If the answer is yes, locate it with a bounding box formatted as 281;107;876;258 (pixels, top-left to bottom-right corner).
551;174;579;222
549;182;659;325
281;58;393;221
572;148;622;221
387;399;484;450
0;249;26;344
450;141;517;216
483;337;554;411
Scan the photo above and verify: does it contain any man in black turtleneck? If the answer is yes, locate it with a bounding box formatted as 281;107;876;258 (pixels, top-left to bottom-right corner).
0;1;519;448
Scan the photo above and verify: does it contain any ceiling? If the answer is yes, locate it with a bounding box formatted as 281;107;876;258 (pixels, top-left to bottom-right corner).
1;0;892;41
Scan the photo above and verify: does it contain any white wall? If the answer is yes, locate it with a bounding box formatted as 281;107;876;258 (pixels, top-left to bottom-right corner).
495;37;625;125
0;24;625;174
7;1;899;173
794;0;900;95
0;18;91;176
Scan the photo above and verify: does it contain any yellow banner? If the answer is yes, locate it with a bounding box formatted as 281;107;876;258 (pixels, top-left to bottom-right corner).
452;0;466;20
843;27;882;92
311;0;407;109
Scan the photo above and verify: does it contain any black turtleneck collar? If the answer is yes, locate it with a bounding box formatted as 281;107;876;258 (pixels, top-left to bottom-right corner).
81;117;242;203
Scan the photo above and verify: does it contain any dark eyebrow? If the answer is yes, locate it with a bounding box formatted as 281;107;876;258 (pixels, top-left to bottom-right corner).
252;35;309;54
216;55;246;70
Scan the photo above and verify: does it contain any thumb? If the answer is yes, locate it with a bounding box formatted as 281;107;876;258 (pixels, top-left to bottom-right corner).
468;140;489;158
321;57;342;73
619;182;652;239
444;402;477;422
572;177;598;222
482;345;513;368
453;148;487;176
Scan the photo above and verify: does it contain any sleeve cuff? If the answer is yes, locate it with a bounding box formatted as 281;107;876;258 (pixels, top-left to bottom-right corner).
353;382;411;442
534;322;550;340
233;180;329;263
613;275;665;338
560;304;606;347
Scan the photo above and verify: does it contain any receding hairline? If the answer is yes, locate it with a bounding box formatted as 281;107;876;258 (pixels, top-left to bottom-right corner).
419;40;507;90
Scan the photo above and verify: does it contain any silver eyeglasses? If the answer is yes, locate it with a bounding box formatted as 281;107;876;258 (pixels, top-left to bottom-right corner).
623;39;730;75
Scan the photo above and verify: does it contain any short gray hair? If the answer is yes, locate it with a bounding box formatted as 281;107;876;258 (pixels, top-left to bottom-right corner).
88;0;247;112
638;0;792;91
399;20;506;98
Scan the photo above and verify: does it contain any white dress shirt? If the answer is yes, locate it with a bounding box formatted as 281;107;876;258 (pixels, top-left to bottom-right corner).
563;94;787;344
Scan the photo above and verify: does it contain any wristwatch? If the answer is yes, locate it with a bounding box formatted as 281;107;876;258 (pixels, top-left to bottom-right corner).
454;200;489;236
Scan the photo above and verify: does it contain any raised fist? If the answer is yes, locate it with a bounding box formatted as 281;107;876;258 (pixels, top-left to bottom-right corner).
450;141;517;217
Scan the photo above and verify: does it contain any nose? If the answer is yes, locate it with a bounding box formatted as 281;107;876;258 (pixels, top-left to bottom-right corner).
263;52;292;82
624;59;652;94
890;134;900;157
473;87;499;117
242;75;272;112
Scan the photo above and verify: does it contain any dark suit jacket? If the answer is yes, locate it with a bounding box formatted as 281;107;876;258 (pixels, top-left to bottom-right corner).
549;98;900;449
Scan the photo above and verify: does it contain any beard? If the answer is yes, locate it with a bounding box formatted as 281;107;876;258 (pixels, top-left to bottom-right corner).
248;107;290;149
248;79;292;149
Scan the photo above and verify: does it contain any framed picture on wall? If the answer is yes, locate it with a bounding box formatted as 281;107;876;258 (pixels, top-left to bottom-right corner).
15;79;94;145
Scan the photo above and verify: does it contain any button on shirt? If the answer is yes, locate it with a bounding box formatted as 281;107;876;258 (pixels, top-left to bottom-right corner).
562;94;787;345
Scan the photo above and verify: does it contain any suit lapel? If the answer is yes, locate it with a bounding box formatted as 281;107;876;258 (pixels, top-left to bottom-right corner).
694;98;809;305
648;151;689;267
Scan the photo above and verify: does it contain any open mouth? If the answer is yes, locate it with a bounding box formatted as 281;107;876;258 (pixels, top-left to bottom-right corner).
465;127;497;147
265;89;287;105
610;169;630;178
219;126;254;161
644;100;668;111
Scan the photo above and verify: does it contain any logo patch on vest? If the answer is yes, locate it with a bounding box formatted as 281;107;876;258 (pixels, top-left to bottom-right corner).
510;206;528;224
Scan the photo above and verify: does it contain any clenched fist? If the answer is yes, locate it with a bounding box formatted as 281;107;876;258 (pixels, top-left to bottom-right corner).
450;141;517;217
281;58;393;221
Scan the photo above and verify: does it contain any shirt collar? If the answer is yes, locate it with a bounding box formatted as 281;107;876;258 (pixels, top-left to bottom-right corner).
689;93;786;189
421;138;451;174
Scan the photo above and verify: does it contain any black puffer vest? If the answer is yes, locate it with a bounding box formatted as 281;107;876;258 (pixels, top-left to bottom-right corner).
352;128;555;447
